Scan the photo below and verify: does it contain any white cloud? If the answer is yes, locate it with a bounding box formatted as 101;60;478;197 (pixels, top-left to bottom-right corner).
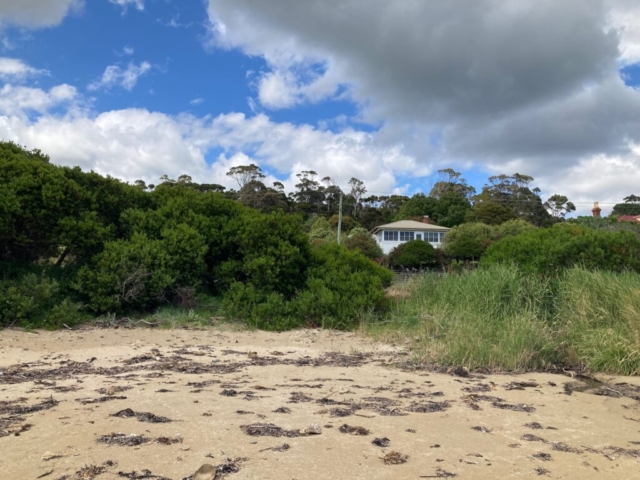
0;0;81;28
88;61;152;91
0;57;48;81
0;83;77;118
109;0;144;13
122;46;134;56
0;81;414;193
190;97;204;106
607;0;640;65
538;147;640;216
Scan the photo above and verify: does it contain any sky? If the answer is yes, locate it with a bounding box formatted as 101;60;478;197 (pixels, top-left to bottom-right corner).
1;1;640;215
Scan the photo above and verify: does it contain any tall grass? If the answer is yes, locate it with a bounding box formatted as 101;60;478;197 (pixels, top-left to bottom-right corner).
366;265;640;374
555;269;640;375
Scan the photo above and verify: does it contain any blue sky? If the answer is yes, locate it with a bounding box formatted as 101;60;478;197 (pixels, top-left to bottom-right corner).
1;0;640;215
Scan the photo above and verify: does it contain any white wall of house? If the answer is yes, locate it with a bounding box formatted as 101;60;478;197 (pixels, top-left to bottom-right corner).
373;230;446;255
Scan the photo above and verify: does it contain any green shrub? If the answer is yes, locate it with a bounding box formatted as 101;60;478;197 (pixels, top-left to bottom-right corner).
388;240;436;268
0;274;58;327
44;298;84;330
442;219;535;260
76;233;174;312
344;227;383;260
443;223;495;259
482;223;640;274
223;244;392;330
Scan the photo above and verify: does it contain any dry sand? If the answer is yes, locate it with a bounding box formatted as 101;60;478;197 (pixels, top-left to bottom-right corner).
1;327;639;480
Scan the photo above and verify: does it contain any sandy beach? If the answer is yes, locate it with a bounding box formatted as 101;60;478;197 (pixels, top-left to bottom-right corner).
1;327;639;479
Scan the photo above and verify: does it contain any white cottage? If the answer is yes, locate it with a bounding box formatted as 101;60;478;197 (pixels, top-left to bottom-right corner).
370;219;450;255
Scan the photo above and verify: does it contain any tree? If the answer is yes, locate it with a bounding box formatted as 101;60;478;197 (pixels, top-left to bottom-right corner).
238;180;288;212
388;240;436;268
226;164;266;189
474;173;552;226
429;168;476;199
293;170;325;213
344;227;383;260
467;201;517;225
544;194;576;219
348;177;367;217
612;194;640;217
397;193;437;220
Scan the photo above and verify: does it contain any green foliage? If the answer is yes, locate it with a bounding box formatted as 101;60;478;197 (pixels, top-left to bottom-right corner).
568;216;640;235
466;201;517;225
228;211;310;298
328;214;358;234
443;223;495;259
308;217;333;240
388;240;436;268
482;223;640;274
612;194;640;217
344;227;383;260
76;233;175;312
0;273;83;329
443;220;535;260
223;245;392;330
395;192;470;228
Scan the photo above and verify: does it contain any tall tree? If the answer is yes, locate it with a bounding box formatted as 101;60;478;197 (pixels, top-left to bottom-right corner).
544;194;576;219
348;177;367;217
429;168;476;199
226;164;266;189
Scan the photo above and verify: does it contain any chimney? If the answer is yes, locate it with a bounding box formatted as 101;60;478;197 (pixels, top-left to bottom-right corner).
422;215;432;224
592;202;601;218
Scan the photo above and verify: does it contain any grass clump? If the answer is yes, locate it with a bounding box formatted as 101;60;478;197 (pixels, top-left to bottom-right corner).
367;264;640;374
554;268;640;375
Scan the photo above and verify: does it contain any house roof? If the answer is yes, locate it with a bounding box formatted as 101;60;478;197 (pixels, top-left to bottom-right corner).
617;215;640;223
370;220;451;233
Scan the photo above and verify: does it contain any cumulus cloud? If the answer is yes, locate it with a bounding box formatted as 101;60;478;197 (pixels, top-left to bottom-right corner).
0;83;77;118
88;61;152;91
0;0;81;28
0;57;48;81
0;82;414;192
204;0;640;206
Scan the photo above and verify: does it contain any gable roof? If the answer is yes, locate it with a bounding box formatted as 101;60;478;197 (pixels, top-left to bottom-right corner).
617;215;640;223
370;220;450;234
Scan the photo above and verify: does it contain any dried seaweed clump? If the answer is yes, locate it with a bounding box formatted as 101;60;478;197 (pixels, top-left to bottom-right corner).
383;451;408;465
339;424;370;436
97;433;151;446
112;409;171;423
407;401;450;413
240;423;301;438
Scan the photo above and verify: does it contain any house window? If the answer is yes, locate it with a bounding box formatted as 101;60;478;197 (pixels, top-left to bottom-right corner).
399;231;414;242
426;232;443;243
383;230;398;241
415;234;422;240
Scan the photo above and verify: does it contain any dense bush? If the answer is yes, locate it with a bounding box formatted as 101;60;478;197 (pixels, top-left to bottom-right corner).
343;227;383;260
443;220;535;260
0;273;83;329
223;244;392;330
482;223;640;274
388;240;436;268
